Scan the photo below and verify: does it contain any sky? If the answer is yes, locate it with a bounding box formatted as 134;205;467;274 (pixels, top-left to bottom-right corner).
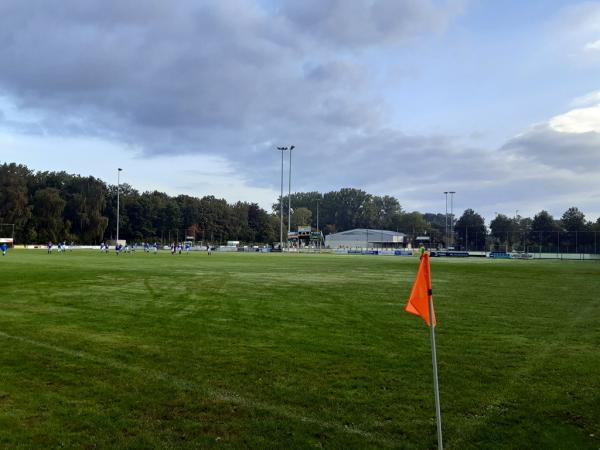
0;0;599;222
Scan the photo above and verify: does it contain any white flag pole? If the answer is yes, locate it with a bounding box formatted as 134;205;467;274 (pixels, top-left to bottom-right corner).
428;296;443;450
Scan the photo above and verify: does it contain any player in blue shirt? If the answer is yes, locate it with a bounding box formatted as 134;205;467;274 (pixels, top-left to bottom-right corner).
1;243;7;256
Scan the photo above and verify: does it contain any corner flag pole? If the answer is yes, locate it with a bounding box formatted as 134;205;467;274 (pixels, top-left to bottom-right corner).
404;253;443;450
429;295;443;450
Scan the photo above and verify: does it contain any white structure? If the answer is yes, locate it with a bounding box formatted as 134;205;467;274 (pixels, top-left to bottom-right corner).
325;229;407;249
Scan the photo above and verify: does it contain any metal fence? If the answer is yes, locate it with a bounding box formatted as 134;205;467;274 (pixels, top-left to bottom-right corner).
445;229;600;254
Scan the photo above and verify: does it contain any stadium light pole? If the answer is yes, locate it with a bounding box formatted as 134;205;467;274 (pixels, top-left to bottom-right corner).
288;145;295;250
443;192;448;248
116;168;122;244
276;147;289;250
449;191;456;248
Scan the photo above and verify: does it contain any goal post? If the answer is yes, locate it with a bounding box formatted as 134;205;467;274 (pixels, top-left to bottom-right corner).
0;223;15;248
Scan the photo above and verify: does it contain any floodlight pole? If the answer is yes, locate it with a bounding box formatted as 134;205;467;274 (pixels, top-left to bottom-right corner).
316;199;321;251
288;145;295;250
449;191;455;248
443;192;448;248
116;168;122;244
276;147;288;250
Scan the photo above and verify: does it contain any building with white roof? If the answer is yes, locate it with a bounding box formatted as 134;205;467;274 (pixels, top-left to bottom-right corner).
324;228;407;249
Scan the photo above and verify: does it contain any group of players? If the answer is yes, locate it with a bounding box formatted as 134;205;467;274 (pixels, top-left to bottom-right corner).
98;241;201;255
46;241;71;253
2;241;212;257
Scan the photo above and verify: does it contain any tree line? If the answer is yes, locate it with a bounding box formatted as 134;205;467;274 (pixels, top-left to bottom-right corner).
1;162;599;250
0;163;278;244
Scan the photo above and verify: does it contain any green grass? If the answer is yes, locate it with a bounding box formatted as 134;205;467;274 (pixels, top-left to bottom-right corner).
0;250;599;449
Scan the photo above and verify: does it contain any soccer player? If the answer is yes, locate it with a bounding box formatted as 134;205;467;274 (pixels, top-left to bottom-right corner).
1;242;7;256
153;242;158;254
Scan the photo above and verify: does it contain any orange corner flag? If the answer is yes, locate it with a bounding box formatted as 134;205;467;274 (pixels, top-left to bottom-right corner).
405;253;436;327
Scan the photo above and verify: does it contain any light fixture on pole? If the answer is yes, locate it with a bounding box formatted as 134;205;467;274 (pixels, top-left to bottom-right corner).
276;147;289;250
116;168;123;244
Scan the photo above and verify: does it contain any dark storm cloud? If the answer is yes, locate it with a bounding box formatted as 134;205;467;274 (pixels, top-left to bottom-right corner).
0;0;460;181
1;0;599;219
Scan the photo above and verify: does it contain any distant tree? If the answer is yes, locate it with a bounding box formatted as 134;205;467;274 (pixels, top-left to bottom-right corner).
455;209;486;250
372;195;402;229
391;212;431;243
0;163;32;242
529;210;561;251
63;176;108;243
531;210;560;231
422;213;446;245
33;188;67;242
291;207;312;229
489;214;519;250
274;191;323;228
560;207;586;232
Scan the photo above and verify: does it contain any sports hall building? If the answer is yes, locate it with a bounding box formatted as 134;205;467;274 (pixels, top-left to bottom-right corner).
324;229;407;249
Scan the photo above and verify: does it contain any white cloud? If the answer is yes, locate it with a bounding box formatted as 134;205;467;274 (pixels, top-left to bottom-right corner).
502;93;600;174
584;39;600;51
570;90;600;107
549;105;600;133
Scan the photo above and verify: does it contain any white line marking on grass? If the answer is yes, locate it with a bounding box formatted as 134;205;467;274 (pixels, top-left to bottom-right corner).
0;330;394;446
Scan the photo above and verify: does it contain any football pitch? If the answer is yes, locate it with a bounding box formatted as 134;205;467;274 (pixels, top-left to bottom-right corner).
1;251;599;449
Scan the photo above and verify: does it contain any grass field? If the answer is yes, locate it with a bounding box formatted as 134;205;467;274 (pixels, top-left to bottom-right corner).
0;250;599;449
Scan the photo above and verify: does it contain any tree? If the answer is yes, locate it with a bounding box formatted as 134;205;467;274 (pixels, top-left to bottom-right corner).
529;211;561;252
63;176;109;243
561;207;585;232
489;214;519;250
33;188;67;242
391;212;431;244
531;210;559;231
0;163;32;242
291;207;312;229
560;207;593;252
455;209;486;250
372;195;402;229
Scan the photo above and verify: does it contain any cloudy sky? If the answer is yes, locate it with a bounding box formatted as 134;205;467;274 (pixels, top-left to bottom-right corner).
1;0;599;222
